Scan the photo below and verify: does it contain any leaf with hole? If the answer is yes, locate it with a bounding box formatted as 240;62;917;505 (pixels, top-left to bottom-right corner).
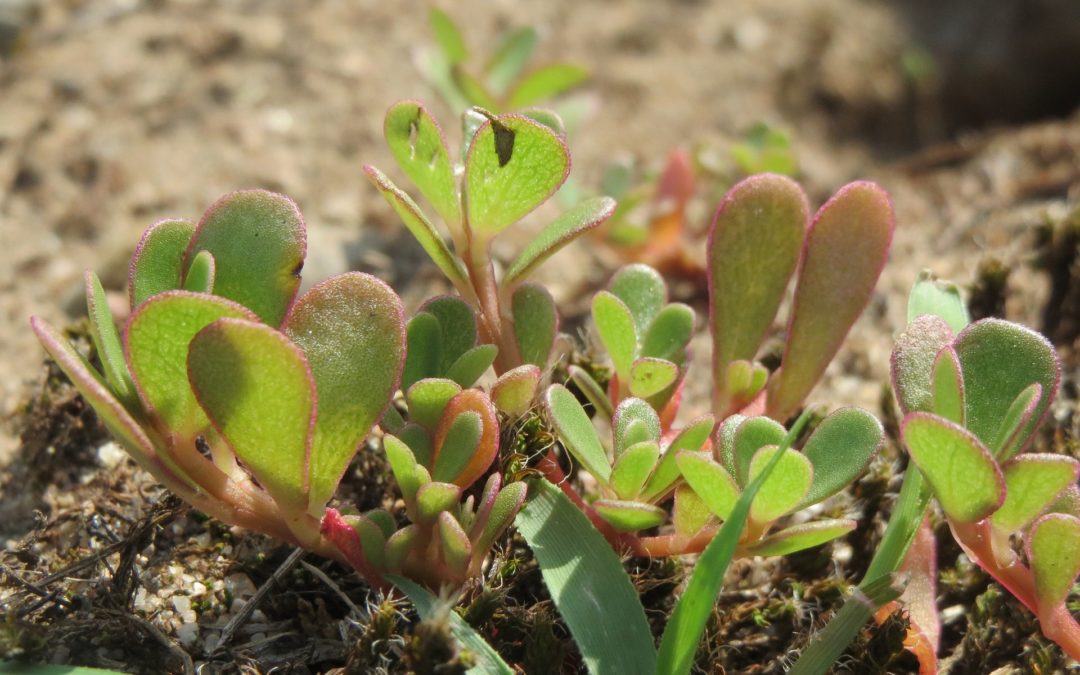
384;101;462;229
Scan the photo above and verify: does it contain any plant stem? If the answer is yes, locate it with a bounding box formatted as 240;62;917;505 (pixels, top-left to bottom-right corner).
464;239;519;374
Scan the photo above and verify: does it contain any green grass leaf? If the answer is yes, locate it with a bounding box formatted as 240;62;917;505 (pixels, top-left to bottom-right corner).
384;101;463;229
511;283;558;367
464;114;569;236
516;479;657;674
507;63;590;109
128;218;194;308
504;196;615;285
545;384;611;483
185;190;306;326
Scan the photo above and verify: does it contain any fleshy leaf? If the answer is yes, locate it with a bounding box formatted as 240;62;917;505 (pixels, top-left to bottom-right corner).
677;452;740;521
709;175;808;411
185;190;306;326
432;389;499;489
613;397;661;455
428;8;466;65
746;519;856;556
384;525;418;571
472;480;528;557
907;271;969;333
383;434;424;504
901;413;1005;523
594;499;667;532
125;291;257;437
464;114;569;236
420;296;478;374
748;446;814;524
349;514;388;570
989;383;1042;461
953;319;1059;457
931;347;965;424
188;318;315;516
1027;514;1080;607
992;455;1080;534
641;414;715;502
767;182;893;421
507;63;590;109
641;303;694;364
437;512;472;577
890;315;955;415
733;416;787;486
798;407;883;508
567;365;614;419
505;196;615;285
724;360;769;410
128;218;194;309
714;414;745;477
85;272;136;405
610;440;660;500
592;290;637;380
182;250;215;294
491;364;541;416
628;357;679;399
402;312;442;390
415;482;462;525
609;264;666;334
511;283;558;367
284;273;405;513
384;101;462;228
363;166;469;287
484;27;538;95
430;410;482;485
406;378;462;431
321;509;386;587
673;484;714;538
545;384;611;483
446;344;497;388
398;423;434;468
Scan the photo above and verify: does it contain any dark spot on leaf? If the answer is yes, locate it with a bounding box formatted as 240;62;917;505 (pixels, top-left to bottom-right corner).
492;120;515;168
195;435;212;460
292;261;304;278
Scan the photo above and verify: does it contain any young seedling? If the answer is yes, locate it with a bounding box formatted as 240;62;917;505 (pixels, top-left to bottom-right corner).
365;100;615;390
30;191;407;585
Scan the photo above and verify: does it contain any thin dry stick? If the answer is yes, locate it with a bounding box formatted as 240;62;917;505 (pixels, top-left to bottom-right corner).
213;547;306;654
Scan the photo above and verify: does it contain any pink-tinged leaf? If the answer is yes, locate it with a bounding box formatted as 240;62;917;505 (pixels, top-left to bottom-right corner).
468;473;503;541
1027;513;1080;608
30;316;193;490
890;315;955;415
992;454;1080;534
953;319;1060;459
437;511;472;578
505;196;616;285
384;101;462;230
512;283;558;368
901;413;1005;523
185;190;306;325
723;360;769;414
464;113;570;237
641;414;715;502
416;482;461;525
798;407;883;509
708;175;809;414
990;383;1042;461
188;318;315;517
321;508;387;587
85;271;136;406
182;250;215;294
431;411;483;484
745;519;856;557
931;347;964;425
125;291;258;439
432;389;499;489
767;181;893;421
284;273;405;513
874;515;939;675
471;481;527;563
593;499;667;532
545;383;611;483
128;218;195;309
491;364;541;416
406;378;462;431
346;512;389;570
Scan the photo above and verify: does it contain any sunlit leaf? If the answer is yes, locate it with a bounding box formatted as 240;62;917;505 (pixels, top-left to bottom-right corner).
594;499;667;532
421;296;478;374
85;272;136;406
613;397;660;455
641;303;694;364
1027;514;1080;607
641;414;714;502
491;365;541;416
384;101;462;229
610;440;660;500
746;519;856;556
406;378;462;431
748;445;814;524
992;455;1080;534
432;389;499;489
677;451;740;521
182;250;215;294
416;482;461;525
673;484;714;538
890;314;954;415
907;271;969;333
446;344;498;388
798;407;882;508
732;416;786;486
402;312;442;390
609;264;666;335
128;218;194;309
511;283;558;367
504;196;615;285
545;384;611;483
592;290;637;380
931;347;964;424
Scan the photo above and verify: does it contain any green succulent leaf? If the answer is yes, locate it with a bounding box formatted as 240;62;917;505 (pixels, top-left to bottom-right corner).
628;357;679;399
507;63;590;109
953;318;1059;459
511;283;558;367
992;455;1080;534
446;344;498;388
398;423;434;468
714;414;745;478
182;250;215;294
402;312;442;390
473;480;528;556
641;303;694;364
798;407;883;508
748;445;814;524
709;175;807;409
641;414;715;502
421;296;478;374
383;434;424;505
491;365;541;416
85;272;136;406
990;383;1042;461
544;384;611;483
432;389;499;489
931;347;965;424
520;108;567;135
613;398;661;455
437;511;472;577
349;514;388;570
723;360;769;410
610;440;660;500
746;519;856;557
464;113;569;236
677;451;740;521
284;273;405;514
567;365;614;419
384;101;463;229
901;412;1005;523
767;182;893;422
907;271;969;332
188;318;315;516
406;378;462;431
609;264;666;335
416;482;462;525
431;411;483;485
594;499;667;532
485;27;538;95
673;484;714;538
428;8;467;65
890;315;955;415
385;526;419;571
128;218;195;309
1027;514;1080;608
733;416;787;487
126;291;257;437
363;166;469;287
504;196;615;285
185;190;306;326
592;290;637;380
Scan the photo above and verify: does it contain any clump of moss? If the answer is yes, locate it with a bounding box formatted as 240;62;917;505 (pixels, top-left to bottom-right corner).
967;257;1011;321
